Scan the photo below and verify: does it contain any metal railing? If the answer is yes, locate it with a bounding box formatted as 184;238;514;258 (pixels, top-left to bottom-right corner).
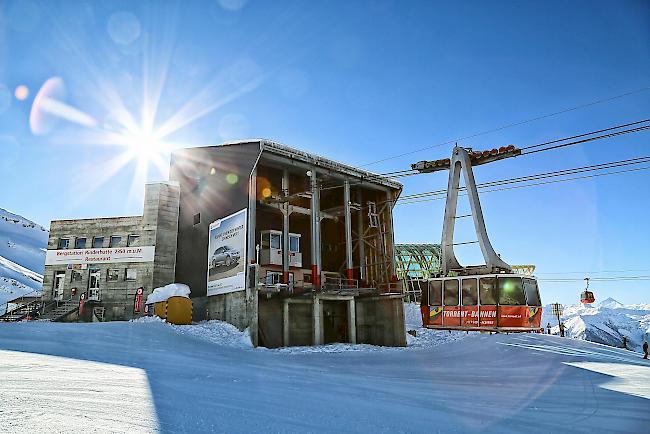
322;276;359;290
376;282;403;295
2;289;43;320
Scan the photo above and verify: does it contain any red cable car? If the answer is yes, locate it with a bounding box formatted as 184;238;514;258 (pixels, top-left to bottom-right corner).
580;278;595;304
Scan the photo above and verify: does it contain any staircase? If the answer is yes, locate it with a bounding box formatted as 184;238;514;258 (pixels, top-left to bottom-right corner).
38;300;79;322
0;299;42;322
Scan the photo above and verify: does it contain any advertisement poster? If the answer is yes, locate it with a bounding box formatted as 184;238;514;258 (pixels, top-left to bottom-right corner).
207;208;247;296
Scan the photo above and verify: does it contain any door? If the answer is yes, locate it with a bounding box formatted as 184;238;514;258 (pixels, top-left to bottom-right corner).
88;269;100;301
53;271;65;301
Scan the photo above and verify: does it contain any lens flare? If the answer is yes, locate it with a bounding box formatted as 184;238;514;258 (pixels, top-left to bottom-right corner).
30;77;97;135
15;85;29;100
226;173;238;184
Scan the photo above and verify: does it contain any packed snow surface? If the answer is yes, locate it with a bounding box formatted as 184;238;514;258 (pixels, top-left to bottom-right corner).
145;283;191;305
541;298;650;351
1;318;648;433
0;208;47;314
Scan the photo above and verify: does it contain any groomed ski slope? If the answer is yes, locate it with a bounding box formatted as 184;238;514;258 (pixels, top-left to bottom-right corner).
1;320;648;434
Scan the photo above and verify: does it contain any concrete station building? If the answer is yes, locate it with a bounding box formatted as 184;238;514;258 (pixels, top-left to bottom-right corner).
40;140;407;347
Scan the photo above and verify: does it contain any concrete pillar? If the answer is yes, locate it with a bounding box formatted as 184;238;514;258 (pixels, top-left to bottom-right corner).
283;299;290;346
313;295;322;345
247;167;258;347
310;169;321;289
282;170;290;284
344;180;353;282
357;190;366;282
348;298;356;344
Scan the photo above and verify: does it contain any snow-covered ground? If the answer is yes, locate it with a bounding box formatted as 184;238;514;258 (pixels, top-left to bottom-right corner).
0;208;47;314
1;318;648;433
541;298;650;352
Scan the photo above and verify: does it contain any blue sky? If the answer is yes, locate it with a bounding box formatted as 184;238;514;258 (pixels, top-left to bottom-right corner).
0;0;648;304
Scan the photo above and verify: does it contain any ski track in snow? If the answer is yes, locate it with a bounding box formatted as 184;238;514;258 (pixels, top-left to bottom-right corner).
1;319;649;433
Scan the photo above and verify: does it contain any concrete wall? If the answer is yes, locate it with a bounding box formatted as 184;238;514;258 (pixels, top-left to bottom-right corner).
205;291;249;330
356;295;406;347
258;294;405;348
170;142;261;299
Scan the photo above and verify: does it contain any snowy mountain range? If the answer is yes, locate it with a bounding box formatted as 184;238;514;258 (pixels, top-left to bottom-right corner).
542;298;650;352
0;208;48;315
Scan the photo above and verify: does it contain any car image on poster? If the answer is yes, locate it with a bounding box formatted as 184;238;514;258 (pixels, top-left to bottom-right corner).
207;208;247;296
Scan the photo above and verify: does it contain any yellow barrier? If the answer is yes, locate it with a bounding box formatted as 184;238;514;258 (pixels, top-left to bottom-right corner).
165;296;192;325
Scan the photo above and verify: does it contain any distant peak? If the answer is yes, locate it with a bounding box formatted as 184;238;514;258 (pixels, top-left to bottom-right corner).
598;297;624;308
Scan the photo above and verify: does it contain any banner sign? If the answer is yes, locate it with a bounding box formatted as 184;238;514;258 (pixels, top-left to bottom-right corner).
134;287;144;313
427;305;541;329
45;246;155;265
207;208;247;296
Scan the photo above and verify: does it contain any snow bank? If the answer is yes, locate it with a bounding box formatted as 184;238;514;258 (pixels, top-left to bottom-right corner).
145;283;190;305
170;320;254;350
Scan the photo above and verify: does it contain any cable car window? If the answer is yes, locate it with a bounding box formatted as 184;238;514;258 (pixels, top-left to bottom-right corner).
523;278;541;306
498;277;526;305
462;278;478;306
479;277;497;305
429;280;442;305
443;279;459;306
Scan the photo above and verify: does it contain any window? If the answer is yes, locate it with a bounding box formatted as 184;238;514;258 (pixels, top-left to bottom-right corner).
462;278;478;306
107;269;120;282
109;236;121;247
498;277;526;305
443;279;459;306
75;237;87;249
523;278;541;306
303;273;312;283
266;271;293;285
71;270;83;282
270;233;281;249
289;235;300;252
479;277;497;305
428;280;442;305
126;269;138;281
58;238;70;249
266;271;282;285
89;269;100;289
193;213;201;226
92;237;104;248
127;235;140;247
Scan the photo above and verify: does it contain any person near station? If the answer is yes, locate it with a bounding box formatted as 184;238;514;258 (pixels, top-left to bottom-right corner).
546;322;551;334
643;341;648;360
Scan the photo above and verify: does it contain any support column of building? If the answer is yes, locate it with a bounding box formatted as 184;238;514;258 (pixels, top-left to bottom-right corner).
247;166;258;347
283;299;290;346
385;189;396;281
313;295;322;345
282;169;290;284
344;180;354;282
347;298;356;344
357;190;366;283
310;169;321;289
